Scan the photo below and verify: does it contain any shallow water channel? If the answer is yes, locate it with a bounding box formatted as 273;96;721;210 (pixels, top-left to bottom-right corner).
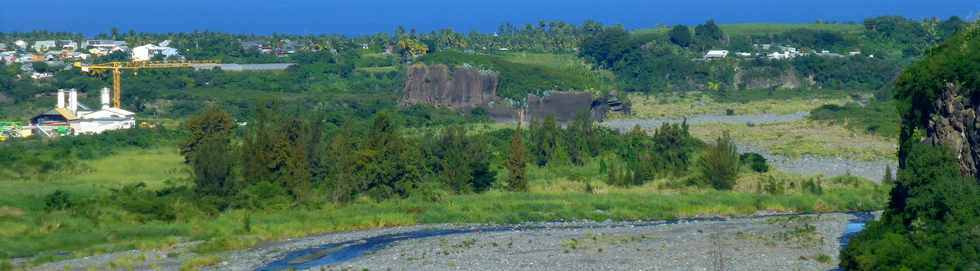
256;212;875;270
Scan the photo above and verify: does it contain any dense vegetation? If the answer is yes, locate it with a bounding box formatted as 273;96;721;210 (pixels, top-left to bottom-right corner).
840;22;979;270
578;17;966;93
0;128;179;180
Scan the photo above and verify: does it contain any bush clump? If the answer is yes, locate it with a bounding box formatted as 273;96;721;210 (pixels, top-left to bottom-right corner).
740;152;769;173
44;190;73;211
697;133;740;190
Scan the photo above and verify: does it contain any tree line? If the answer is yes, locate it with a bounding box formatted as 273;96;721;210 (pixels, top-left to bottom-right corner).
182;106;757;209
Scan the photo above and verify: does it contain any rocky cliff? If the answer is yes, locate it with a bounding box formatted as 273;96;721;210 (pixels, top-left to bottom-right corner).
895;23;980;183
401;64;499;109
734;66;807;90
923;83;980;180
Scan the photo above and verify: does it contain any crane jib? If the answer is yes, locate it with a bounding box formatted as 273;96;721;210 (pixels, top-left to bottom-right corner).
74;60;220;109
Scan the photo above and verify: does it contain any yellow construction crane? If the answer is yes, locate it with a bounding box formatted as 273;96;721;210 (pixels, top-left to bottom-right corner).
74;60;219;108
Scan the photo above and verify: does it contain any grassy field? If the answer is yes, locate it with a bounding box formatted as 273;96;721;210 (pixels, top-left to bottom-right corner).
356;66;399;74
500;52;619;93
623;90;857;119
809;100;900;139
689;120;897;161
0;144;887;267
421;51;618;99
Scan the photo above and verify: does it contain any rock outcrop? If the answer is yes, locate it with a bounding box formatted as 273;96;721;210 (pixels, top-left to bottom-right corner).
924;83;980;181
400;64;629;123
526;91;595;122
401;64;499;109
734;66;805;90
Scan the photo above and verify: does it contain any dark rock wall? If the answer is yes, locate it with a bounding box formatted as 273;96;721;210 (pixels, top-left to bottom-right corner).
924;83;980;181
400;64;627;123
401;64;499;109
526;91;596;123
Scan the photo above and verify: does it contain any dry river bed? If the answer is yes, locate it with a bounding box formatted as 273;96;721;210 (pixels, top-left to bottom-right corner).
30;213;877;271
233;212;872;271
603;113;897;183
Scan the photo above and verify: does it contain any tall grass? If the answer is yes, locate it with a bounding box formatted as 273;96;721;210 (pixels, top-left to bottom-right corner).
0;146;886;263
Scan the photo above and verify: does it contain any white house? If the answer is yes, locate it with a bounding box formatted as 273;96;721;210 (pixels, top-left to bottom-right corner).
58;40;78;51
132;44;180;61
82;40;127;50
704;50;729;60
33;40;57;52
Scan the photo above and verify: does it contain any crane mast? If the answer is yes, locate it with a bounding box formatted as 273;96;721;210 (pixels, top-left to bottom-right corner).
75;60;219;108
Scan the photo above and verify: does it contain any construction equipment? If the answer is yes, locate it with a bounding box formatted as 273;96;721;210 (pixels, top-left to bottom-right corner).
74;60;219;108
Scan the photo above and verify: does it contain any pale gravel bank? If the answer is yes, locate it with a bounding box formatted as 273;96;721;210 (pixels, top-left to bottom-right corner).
238;213;864;271
28;213;872;271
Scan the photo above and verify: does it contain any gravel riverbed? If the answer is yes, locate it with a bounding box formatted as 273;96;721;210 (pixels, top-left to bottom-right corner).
227;213;864;271
30;213;874;271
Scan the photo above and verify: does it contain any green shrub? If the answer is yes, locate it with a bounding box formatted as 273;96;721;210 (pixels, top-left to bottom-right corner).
740;152;769;173
763;176;786;195
802;179;823;195
234;181;293;210
698;133;740;190
44;190;73;211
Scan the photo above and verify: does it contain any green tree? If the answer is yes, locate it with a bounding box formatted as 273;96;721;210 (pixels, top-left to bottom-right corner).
182;106;237;199
579;25;633;69
651;122;694;176
694;20;725;50
361;112;424;200
668;25;692;48
435;125;489;193
240;106;310;201
506;127;528;192
322;121;362;203
530;116;565;166
882;165;894;185
565;111;596;166
697;132;740;190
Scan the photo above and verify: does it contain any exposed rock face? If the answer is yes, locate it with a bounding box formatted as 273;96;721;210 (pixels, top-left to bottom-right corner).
400;64;628;123
401;64;499;109
734;66;805;90
526;91;595;122
924;83;980;181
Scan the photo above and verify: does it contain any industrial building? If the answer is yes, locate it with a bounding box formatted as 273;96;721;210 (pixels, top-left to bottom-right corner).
30;88;136;137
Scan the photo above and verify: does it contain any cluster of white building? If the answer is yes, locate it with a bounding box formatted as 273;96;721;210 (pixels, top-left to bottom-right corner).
703;44;866;61
0;39;181;66
29;88;136;137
